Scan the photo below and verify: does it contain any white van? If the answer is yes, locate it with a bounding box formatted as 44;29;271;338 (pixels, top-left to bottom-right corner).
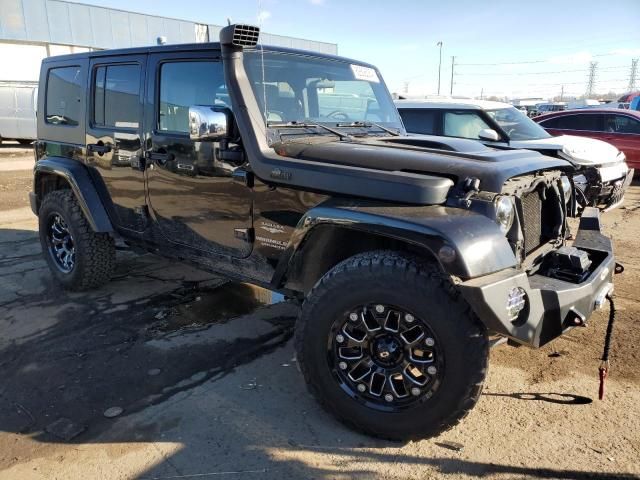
0;81;38;145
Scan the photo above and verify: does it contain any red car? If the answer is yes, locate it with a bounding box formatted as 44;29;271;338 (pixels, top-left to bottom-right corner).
534;109;640;170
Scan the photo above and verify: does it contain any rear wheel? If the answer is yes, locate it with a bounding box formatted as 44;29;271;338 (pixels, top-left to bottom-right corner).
296;250;488;441
38;190;115;291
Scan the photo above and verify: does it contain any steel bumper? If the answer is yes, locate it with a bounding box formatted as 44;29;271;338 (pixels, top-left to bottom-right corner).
458;207;614;348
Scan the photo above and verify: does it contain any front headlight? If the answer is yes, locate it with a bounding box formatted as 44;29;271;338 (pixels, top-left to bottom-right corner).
560;176;572;204
495;196;515;233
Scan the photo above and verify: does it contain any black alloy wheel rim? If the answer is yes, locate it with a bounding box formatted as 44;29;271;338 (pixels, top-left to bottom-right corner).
47;213;76;273
328;303;443;411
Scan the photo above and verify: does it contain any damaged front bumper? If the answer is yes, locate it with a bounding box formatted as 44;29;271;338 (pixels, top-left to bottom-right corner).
458;207;615;348
576;163;634;212
600;166;634;212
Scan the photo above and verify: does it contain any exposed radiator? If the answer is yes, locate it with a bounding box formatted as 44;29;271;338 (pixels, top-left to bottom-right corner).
521;190;543;255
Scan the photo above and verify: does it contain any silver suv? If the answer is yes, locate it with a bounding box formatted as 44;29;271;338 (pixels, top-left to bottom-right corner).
396;98;632;211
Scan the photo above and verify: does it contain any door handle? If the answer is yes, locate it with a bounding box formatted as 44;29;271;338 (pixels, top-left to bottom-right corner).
145;151;174;165
87;143;112;155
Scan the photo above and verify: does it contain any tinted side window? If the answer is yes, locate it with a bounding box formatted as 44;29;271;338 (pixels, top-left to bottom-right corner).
93;64;141;129
398;109;438;135
46;66;82;126
538;116;563;128
159;61;228;134
541;114;603;131
606;115;640;134
443;111;491;139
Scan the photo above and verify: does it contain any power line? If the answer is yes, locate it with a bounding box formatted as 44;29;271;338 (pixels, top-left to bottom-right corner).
457;60;547;66
455;66;628;76
456;52;624;67
455;79;625;87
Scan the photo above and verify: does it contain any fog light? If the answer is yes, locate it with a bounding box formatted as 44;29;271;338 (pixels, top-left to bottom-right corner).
506;287;527;323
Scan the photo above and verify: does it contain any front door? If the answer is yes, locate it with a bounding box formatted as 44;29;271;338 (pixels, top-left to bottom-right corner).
86;55;146;232
145;52;252;257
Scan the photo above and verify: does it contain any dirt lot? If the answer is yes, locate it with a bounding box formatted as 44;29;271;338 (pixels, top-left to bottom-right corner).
1;143;639;479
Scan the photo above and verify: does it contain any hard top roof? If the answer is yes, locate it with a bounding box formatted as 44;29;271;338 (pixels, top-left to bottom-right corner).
41;42;376;69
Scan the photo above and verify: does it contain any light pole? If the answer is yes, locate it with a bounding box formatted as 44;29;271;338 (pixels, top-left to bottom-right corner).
437;41;443;95
450;56;456;96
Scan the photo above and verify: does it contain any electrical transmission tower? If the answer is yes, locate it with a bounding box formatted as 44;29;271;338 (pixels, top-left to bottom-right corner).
586;61;598;97
628;58;638;92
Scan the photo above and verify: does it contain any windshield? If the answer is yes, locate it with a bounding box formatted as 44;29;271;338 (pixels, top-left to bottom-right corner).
243;50;403;132
486;107;550;141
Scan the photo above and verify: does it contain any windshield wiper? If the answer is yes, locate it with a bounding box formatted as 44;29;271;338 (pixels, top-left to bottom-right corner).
267;121;353;140
336;121;401;136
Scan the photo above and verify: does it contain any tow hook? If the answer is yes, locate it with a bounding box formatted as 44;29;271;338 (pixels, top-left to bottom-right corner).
594;283;614;310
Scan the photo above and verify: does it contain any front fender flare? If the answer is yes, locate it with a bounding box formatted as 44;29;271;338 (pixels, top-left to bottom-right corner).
33;157;113;232
272;201;518;285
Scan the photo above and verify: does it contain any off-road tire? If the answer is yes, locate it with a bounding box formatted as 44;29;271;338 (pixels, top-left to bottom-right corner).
295;250;488;441
38;190;115;291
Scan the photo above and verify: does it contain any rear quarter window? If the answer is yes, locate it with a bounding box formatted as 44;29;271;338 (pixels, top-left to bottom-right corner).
398;109;439;135
46;66;82;126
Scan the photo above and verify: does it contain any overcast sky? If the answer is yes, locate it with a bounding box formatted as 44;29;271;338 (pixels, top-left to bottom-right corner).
67;0;640;99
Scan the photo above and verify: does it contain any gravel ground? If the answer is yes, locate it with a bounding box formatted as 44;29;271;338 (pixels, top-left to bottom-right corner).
0;151;639;480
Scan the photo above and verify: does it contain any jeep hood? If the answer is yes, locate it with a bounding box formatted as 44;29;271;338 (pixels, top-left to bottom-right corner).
274;135;572;193
509;135;622;166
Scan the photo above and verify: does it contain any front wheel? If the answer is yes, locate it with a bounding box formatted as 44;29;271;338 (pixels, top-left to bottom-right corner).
295;251;488;441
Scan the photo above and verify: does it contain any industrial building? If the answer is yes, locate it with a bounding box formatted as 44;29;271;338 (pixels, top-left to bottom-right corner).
0;0;337;141
0;0;338;82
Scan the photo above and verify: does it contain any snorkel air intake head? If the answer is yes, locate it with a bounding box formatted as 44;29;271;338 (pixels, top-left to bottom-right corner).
219;24;260;50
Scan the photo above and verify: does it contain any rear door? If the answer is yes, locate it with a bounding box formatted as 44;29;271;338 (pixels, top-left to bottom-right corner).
86;55;147;232
604;113;640;168
15;86;37;139
144;51;252;258
0;86;18;139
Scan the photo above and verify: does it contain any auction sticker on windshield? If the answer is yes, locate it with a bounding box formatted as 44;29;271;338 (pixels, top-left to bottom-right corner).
351;64;379;83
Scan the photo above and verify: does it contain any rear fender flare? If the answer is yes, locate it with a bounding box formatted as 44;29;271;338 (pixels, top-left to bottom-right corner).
33;157;113;232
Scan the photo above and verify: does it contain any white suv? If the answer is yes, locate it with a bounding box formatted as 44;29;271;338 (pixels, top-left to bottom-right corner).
395;98;632;210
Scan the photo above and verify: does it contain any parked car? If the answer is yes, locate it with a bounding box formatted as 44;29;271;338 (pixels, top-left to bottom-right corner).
0;81;38;145
395;99;632;210
535;102;566;116
32;24;617;441
534;109;640;171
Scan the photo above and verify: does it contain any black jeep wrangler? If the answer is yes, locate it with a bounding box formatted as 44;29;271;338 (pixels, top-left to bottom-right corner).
31;25;616;441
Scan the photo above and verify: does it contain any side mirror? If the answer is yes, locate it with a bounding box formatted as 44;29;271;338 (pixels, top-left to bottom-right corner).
189;106;230;141
478;128;500;142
